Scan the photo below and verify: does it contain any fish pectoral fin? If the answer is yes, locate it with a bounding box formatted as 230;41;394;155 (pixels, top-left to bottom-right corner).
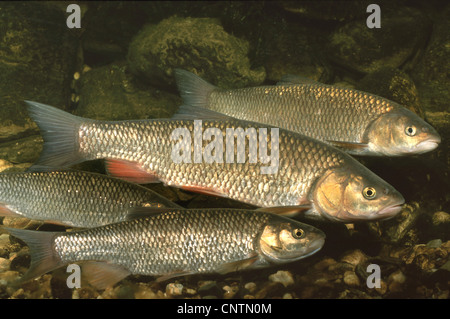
105;159;160;184
276;74;320;86
216;255;259;275
326;140;369;151
172;104;234;121
180;185;227;198
256;205;312;217
156;270;195;283
81;261;131;290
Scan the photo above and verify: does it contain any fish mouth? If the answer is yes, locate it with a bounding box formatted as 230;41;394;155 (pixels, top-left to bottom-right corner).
377;203;403;217
415;136;441;153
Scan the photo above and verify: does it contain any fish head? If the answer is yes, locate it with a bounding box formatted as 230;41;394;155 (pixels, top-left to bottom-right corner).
364;108;441;156
312;163;405;222
259;216;325;263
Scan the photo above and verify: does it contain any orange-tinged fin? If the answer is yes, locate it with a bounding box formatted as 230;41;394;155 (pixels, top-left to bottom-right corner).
4;227;63;284
105;159;160;184
181;185;227;197
24;101;88;171
327;140;368;151
216;255;259;274
0;205;21;217
81;261;131;290
256;205;312;217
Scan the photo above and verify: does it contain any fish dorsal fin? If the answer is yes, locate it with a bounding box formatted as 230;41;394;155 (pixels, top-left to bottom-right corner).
171;104;234;121
81;261;131;290
126;207;180;220
256;205;312;218
277;74;320;86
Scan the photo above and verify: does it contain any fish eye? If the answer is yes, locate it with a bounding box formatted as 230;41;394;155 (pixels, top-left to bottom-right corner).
292;228;305;239
405;125;417;136
363;187;377;200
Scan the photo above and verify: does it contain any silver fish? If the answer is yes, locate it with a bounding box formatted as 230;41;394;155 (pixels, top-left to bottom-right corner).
26;101;405;222
5;208;326;289
0;170;181;228
174;69;441;156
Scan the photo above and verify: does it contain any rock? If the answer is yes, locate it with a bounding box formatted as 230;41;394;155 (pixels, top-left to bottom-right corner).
326;7;430;74
0;2;79;141
356;67;424;118
411;4;450;113
432;211;450;226
165;282;184;297
387;270;406;293
426;239;442;248
340;250;369;269
268;270;294;288
244;282;257;294
222;284;239;299
343;271;360;287
75;61;181;120
197;280;221;297
127;16;265;89
367;202;421;244
0;258;10;272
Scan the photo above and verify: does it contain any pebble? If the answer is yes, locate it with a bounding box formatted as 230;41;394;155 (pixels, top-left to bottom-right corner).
388;270;406;293
165;282;184;297
222;284;239;299
0;258;11;272
343;271;360;287
340;250;368;269
432;211;450;226
426;239;442;248
268;270;294;287
244;282;257;293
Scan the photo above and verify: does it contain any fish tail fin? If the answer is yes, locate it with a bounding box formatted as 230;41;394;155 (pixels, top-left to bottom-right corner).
173;69;217;108
25;101;89;171
5;227;64;283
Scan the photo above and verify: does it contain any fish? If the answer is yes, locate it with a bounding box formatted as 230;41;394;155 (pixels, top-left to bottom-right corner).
4;208;326;289
174;69;441;156
25;100;405;222
0;170;181;228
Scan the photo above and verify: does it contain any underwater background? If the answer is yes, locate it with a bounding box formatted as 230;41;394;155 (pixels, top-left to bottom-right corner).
0;1;448;299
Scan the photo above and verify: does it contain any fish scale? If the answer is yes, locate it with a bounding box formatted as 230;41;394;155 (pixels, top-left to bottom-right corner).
0;170;181;227
174;69;441;156
54;209;270;274
78;119;344;208
209;85;390;144
26;101;405;222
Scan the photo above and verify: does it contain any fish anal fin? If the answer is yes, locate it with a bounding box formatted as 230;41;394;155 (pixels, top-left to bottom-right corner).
81;261;131;290
105;159;159;184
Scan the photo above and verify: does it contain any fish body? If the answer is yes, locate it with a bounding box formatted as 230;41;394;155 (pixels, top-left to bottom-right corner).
174;69;441;156
0;170;181;228
26;101;405;222
5;208;326;288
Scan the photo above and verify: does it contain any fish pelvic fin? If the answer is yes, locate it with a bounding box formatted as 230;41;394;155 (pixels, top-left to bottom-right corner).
4;227;63;284
25;101;89;171
173;69;217;109
81;261;131;290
